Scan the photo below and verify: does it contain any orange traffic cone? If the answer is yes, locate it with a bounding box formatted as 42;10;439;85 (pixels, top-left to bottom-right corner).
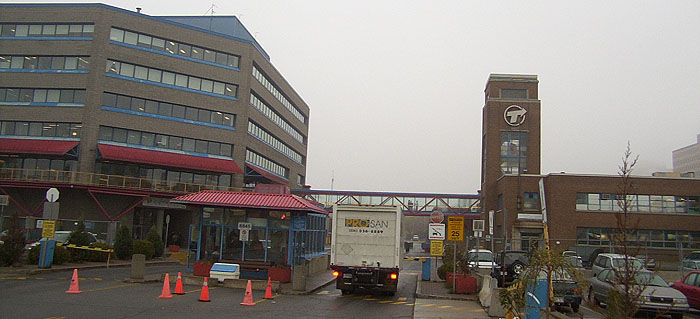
158;273;173;299
173;272;185;295
264;276;273;299
240;280;255;306
65;268;82;294
198;277;210;302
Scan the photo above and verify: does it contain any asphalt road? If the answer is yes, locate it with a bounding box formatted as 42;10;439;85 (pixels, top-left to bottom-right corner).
0;263;419;319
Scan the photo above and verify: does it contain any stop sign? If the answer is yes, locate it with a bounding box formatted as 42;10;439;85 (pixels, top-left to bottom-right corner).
430;210;444;223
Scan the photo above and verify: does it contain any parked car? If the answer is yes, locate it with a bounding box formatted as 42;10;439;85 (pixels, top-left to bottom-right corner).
491;250;530;287
524;268;582;313
635;254;656;270
591;253;644;278
588;269;688;319
563;251;583;268
671;270;700;310
682;260;700;273
466;249;493;270
26;230;97;250
684;251;700;262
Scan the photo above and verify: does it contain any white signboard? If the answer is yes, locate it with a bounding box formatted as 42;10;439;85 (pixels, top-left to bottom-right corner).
46;188;59;202
428;223;445;240
473;219;485;232
239;229;249;241
238;222;252;230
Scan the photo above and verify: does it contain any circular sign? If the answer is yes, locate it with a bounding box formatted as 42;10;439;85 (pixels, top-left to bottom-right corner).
430;210;444;223
504;105;527;126
45;188;60;202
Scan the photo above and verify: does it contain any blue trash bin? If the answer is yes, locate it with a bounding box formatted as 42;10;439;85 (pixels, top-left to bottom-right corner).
421;258;431;281
38;239;56;268
525;279;548;319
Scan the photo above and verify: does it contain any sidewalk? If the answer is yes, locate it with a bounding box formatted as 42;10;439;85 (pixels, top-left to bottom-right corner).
0;258;179;277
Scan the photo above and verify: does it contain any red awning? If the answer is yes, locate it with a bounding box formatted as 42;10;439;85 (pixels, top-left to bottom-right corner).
97;144;243;174
0;138;79;155
245;163;288;185
172;190;328;214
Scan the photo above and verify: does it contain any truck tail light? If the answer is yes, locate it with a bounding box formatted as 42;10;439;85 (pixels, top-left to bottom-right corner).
390;273;398;280
333;270;340;277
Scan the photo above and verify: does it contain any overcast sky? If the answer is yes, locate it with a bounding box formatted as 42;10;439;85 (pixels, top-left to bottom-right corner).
19;1;700;194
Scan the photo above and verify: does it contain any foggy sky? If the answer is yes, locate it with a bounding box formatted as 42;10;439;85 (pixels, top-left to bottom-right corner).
17;1;700;194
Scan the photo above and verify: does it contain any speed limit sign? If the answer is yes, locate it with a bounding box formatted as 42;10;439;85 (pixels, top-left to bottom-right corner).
447;216;464;241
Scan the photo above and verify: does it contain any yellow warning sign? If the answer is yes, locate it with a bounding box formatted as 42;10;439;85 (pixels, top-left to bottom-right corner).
42;220;56;238
430;240;443;256
447;216;464;241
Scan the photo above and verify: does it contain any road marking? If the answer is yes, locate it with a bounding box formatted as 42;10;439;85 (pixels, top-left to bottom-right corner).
420;304;436;307
363;298;379;301
379;300;393;304
454;307;468;310
398;297;407;301
317;290;330;294
184;286;218;294
81;283;136;293
392;301;407;305
439;305;453;309
404;303;415;306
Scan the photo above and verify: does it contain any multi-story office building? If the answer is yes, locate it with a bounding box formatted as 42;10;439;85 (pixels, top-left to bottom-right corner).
0;3;309;242
673;134;700;177
480;74;700;264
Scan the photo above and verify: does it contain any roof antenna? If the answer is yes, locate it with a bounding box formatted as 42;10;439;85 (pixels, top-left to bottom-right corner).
136;7;142;13
204;4;217;30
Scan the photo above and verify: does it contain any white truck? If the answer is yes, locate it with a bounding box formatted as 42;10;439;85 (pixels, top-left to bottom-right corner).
330;204;402;295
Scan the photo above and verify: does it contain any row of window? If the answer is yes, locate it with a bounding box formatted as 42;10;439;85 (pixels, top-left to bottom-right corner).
246;149;287;179
0;24;94;38
0;88;86;105
250;93;304;144
109;28;240;69
95;162;231;187
252;66;305;123
576;193;700;214
102;92;235;128
0;56;89;71
500;89;528;99
1;157;78;172
577;227;700;249
247;121;303;165
106;60;238;98
98;126;232;158
1;121;81;138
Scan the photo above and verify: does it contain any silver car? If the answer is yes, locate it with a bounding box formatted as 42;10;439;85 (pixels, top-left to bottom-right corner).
588;269;688;319
591;253;644;278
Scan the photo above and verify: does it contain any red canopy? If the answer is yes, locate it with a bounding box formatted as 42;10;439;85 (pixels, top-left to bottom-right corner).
172;190;328;214
97;144;243;174
0;138;79;155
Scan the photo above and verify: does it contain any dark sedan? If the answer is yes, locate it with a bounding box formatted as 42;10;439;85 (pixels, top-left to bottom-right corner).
588;269;688;319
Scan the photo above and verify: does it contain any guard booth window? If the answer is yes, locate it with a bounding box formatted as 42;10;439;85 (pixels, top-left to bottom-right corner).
293;213;326;265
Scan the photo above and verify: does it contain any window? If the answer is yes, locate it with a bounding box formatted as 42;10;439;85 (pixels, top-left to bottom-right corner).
106;60;238;98
523;192;539;210
252;65;306;123
0;23;93;38
501;89;527;99
249;93;305;144
109;27;241;69
0;87;86;105
500;131;528;175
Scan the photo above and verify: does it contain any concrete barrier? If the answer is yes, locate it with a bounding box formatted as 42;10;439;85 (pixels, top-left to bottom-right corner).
488;287;507;318
130;254;145;280
479;275;495;307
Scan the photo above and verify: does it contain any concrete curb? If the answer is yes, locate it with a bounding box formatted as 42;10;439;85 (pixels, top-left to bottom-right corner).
26;259;180;275
281;277;336;295
414;279;480;301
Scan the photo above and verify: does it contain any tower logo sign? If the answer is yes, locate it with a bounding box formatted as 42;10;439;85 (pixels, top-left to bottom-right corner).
504;105;527;126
